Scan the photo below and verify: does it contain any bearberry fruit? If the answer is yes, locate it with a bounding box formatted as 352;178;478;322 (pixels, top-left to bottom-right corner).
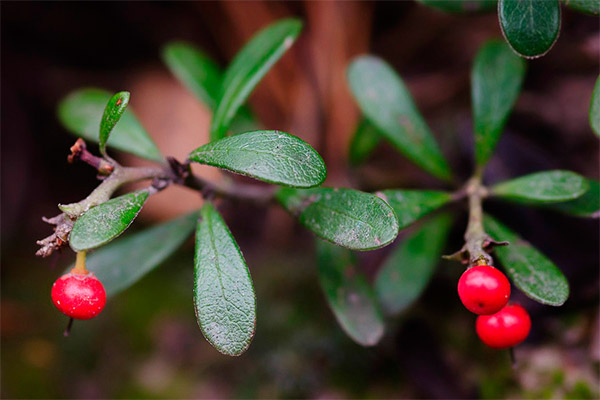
51;270;106;320
476;304;531;348
457;264;510;315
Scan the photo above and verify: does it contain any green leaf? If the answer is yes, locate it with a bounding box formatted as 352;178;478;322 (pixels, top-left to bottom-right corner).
347;56;452;181
72;212;198;297
99;91;130;156
590;75;600;136
69;190;150;251
471;40;526;166
348;119;381;166
161;42;223;109
189;130;326;188
498;0;561;58
417;0;497;13
210;19;302;140
549;178;600;218
375;213;453;315
194;203;256;356
491;170;589;204
484;214;569;305
564;0;600;15
316;240;385;346
277;187;399;251
58;88;163;162
379;189;452;230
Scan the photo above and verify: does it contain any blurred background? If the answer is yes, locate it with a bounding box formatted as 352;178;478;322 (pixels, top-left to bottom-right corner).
1;1;599;398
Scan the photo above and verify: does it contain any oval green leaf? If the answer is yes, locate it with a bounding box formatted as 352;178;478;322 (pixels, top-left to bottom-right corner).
277;187;399;251
590;75;600;137
491;170;589;203
471;40;526;166
347;56;452;181
549;178;599;218
58;88;163;162
194;203;256;356
316;240;385;346
70;211;198;297
349;119;381;166
484;214;569;305
210;19;302;140
498;0;561;58
162;42;223;109
564;0;600;15
99;91;130;156
69;190;150;251
375;213;453;315
417;0;497;13
379;189;452;230
189;130;326;188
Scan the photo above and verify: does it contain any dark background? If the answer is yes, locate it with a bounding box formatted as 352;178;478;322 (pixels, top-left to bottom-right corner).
2;1;599;398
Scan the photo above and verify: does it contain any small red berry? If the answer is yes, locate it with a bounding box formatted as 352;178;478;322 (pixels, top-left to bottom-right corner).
51;270;106;320
476;304;531;348
458;265;510;315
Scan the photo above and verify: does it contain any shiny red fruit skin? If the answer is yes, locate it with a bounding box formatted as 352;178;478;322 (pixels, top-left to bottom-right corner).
457;265;510;315
51;271;106;320
476;304;531;349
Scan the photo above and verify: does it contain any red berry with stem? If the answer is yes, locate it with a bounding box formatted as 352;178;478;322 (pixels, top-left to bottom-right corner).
51;251;106;320
476;304;531;349
458;264;510;315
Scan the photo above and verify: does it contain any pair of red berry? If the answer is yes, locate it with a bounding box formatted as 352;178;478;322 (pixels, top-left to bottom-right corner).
52;268;106;320
458;264;531;349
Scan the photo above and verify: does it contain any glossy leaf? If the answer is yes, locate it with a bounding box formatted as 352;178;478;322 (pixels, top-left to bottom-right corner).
417;0;497;12
499;0;561;58
162;42;223;108
471;40;526;166
316;240;385;346
549;178;600;218
189;130;326;188
348;119;381;166
375;213;453;315
484;214;569;305
210;19;302;140
347;56;452;181
69;190;150;251
590;75;600;136
379;189;452;230
564;0;600;15
99;91;130;156
491;170;589;203
58;88;163;162
277;187;399;251
72;212;198;297
194;203;256;356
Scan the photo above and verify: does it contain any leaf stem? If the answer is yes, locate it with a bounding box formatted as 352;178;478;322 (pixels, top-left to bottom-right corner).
464;169;493;267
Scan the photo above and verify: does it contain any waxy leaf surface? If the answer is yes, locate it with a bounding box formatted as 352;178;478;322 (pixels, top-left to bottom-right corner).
591;75;600;137
484;214;569;305
277;187;399;251
471;40;526;166
499;0;561;58
375;213;453;315
491;170;589;203
70;191;149;251
189;130;326;188
316;240;385;346
549;178;600;218
99;91;130;156
379;189;451;230
210;19;302;140
58;88;163;162
348;119;381;166
74;212;198;296
565;0;600;15
347;56;452;181
194;203;256;356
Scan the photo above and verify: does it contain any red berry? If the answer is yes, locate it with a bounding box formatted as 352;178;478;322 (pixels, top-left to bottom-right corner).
457;265;510;315
51;271;106;320
476;304;531;348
